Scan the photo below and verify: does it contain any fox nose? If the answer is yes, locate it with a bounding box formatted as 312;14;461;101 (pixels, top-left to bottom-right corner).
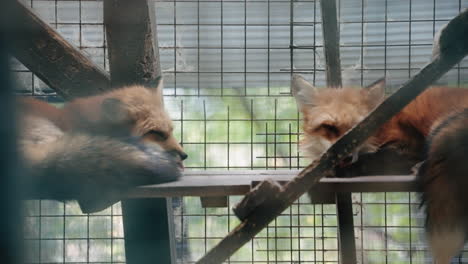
179;151;188;161
169;149;188;161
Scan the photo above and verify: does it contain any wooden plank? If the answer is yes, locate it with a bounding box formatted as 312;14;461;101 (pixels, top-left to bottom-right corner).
24;170;418;199
10;1;111;99
200;196;228;208
308;187;335;204
123;172;418;198
0;2;23;261
195;9;468;263
103;0;171;263
104;0;161;87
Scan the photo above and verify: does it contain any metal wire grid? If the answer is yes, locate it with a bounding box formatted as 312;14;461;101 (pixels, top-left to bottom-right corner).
12;0;468;98
173;193;437;264
155;0;468;97
23;201;126;263
164;97;304;170
12;0;468;263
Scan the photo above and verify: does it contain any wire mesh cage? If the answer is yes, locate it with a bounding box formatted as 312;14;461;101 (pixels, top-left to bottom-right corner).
14;0;468;263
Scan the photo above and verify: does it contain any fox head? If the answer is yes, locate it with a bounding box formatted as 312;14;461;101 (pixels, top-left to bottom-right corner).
63;80;187;163
291;74;385;161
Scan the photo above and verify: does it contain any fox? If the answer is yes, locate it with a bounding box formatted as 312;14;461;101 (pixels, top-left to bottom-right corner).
292;74;468;263
18;80;187;213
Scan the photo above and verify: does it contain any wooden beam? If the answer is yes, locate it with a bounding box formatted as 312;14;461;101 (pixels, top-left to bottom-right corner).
9;1;111;99
104;0;161;87
103;1;171;264
24;170;418;200
320;0;342;88
336;192;356;264
195;9;468;264
200;196;228;208
121;199;173;264
127;172;417;198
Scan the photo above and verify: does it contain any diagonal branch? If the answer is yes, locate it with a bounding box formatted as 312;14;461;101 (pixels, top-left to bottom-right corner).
9;0;111;99
196;8;468;264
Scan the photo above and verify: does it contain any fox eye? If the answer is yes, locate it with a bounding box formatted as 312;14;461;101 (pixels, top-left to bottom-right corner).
143;130;168;141
318;124;340;135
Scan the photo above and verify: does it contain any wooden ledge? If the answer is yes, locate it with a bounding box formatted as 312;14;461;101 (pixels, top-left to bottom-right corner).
124;170;419;198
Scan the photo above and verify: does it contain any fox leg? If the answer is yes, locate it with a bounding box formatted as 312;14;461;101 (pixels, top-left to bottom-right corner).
335;145;420;177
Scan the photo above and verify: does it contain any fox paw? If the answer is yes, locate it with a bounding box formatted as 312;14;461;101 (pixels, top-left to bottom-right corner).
411;161;424;175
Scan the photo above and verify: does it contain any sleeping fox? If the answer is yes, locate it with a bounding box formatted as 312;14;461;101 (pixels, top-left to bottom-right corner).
18;80;186;213
292;74;468;264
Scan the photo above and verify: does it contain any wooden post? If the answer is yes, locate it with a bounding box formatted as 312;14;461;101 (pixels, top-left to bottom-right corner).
319;0;357;262
0;1;22;262
120;199;173;264
335;193;357;264
320;0;342;88
200;196;228;208
104;0;161;87
104;0;173;263
9;1;111;99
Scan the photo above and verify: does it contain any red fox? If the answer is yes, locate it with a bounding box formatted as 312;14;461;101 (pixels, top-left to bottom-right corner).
292;74;468;263
18;80;186;213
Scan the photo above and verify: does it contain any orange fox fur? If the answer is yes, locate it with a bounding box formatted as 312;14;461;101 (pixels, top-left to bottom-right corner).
19;85;186;157
18;82;185;213
292;74;468;263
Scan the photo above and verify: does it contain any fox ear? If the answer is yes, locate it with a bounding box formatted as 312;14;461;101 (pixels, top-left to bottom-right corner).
153;77;165;106
155;76;163;89
101;98;130;123
363;77;385;103
291;74;318;111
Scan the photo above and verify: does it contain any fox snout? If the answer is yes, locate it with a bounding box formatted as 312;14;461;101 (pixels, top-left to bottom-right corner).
162;136;188;161
143;134;188;161
168;149;188;161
